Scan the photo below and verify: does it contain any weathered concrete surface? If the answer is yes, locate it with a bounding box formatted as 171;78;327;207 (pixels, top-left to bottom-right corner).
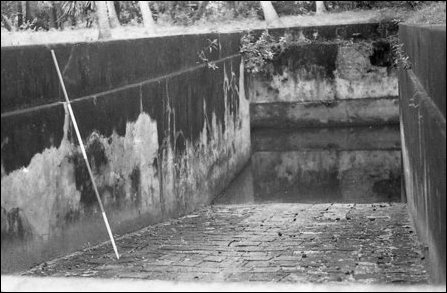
22;203;428;285
251;150;401;204
399;25;446;117
250;44;397;103
398;24;446;284
265;22;399;42
248;22;399;128
214;126;403;205
0;33;240;113
1;34;250;273
250;98;399;128
252;125;401;152
250;127;402;205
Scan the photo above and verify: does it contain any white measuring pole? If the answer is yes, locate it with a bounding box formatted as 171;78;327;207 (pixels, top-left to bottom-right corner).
51;50;120;260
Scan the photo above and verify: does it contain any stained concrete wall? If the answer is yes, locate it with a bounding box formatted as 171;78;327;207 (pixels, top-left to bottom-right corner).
398;24;446;284
214;126;403;205
248;22;400;128
251;126;402;204
1;33;250;273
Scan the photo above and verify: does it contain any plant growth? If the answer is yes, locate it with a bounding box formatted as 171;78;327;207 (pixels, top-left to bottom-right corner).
197;38;219;70
240;30;285;74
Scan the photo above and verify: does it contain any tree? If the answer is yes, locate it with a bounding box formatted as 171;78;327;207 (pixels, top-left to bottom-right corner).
17;1;23;27
48;2;58;29
24;1;38;23
260;1;279;25
315;1;327;14
57;1;85;28
106;1;120;28
96;1;111;39
0;1;17;31
1;14;15;31
139;1;156;33
193;1;209;21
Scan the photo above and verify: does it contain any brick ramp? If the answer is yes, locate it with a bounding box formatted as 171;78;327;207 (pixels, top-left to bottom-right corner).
22;203;427;284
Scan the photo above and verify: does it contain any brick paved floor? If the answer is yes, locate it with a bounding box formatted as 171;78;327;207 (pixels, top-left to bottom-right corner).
24;203;428;284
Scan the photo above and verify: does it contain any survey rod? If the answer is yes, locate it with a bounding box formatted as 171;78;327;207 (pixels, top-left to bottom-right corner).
51;49;120;260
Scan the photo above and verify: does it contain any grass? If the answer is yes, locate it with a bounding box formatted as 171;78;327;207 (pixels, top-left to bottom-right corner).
0;10;385;47
1;2;445;47
404;1;446;24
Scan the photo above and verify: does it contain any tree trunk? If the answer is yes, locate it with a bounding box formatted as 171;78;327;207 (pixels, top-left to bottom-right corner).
106;1;120;28
17;1;23;27
52;1;63;29
193;1;209;21
315;1;327;14
96;1;112;39
1;14;15;32
48;2;57;29
113;1;121;21
260;1;279;25
139;1;156;33
24;1;31;22
25;1;37;23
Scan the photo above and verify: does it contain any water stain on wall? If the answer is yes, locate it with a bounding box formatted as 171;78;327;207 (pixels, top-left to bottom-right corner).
1;56;251;274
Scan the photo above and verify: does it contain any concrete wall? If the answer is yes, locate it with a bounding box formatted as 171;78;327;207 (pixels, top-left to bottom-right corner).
1;33;251;272
248;22;400;128
251;126;402;204
398;24;446;284
214;126;403;205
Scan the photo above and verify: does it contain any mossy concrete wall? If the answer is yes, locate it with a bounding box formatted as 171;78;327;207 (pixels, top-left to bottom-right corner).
399;24;446;284
1;33;250;273
248;22;400;128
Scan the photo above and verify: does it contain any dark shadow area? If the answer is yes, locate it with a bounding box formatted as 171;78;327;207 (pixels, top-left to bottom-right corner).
214;125;403;205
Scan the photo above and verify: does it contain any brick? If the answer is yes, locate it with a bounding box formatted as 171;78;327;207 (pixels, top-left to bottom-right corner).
23;203;428;284
203;256;225;262
243;260;272;268
234;241;261;247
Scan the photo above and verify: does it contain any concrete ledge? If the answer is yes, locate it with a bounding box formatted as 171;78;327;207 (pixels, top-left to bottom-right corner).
252;125;401;152
256;21;399;42
250;98;400;129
